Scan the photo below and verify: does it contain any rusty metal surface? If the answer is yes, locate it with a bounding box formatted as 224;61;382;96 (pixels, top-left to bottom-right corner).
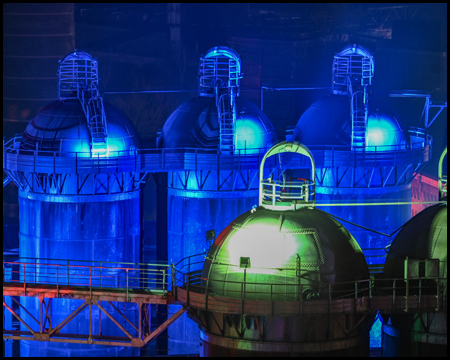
3;283;174;304
3;293;185;348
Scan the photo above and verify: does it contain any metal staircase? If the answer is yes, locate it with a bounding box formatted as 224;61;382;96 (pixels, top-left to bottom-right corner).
351;90;368;148
198;46;242;154
58;51;108;156
217;94;235;153
332;45;374;151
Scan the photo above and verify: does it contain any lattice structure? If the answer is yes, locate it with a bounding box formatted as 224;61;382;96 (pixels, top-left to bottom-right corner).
332;45;374;150
198;47;243;153
4;255;446;348
57;51;108;156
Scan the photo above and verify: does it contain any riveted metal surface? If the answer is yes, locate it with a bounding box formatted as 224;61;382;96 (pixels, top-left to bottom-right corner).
159;97;277;151
203;207;368;301
20;99;139;156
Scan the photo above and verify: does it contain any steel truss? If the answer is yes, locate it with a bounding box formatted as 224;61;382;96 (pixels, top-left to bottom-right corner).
3;289;184;348
169;169;260;192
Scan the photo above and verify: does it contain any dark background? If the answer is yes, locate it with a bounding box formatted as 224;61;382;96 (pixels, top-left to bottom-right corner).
3;3;447;222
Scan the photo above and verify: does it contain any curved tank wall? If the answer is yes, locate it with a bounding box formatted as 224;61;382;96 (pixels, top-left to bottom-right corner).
198;206;371;357
381;203;447;357
159;96;277;152
292;94;413;264
20;99;139;156
18;99;141;357
159;96;277;355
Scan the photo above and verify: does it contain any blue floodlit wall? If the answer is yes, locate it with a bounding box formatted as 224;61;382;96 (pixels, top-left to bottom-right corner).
292;94;430;349
292;95;418;264
159;96;277;354
17;100;142;357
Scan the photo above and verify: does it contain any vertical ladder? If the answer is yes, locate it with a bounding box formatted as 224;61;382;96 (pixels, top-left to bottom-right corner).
217;93;235;153
198;47;242;154
351;90;368;149
332;48;373;150
87;96;108;155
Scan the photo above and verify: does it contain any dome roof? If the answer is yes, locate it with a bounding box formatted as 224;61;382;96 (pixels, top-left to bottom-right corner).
159;97;277;152
292;95;407;150
20;99;139;156
202;207;368;301
383;204;447;279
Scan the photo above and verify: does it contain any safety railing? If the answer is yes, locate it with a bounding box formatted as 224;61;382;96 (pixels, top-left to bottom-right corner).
260;178;315;208
3;254;447;313
3;136;275;174
171;254;447;313
3;127;430;175
3;256;171;300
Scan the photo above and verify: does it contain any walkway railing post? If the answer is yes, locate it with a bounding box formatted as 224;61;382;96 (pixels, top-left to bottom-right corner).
23;263;26;292
126;269;129;302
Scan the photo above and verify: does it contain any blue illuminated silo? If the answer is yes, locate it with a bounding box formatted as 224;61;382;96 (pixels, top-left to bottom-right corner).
14;51;141;357
291;44;432;265
158;46;278;354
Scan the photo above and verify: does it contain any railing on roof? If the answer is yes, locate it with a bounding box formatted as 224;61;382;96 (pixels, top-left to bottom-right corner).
3;128;431;176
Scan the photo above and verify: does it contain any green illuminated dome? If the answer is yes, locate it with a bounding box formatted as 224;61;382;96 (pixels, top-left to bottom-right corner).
383;203;447;279
202;206;369;301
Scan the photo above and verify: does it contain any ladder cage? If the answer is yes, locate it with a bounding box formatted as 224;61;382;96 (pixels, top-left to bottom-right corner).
57;51;108;156
198;47;243;154
332;45;374;150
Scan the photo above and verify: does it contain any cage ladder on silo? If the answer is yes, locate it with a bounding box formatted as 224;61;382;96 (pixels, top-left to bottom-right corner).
351;90;367;149
332;56;350;93
87;94;108;156
58;53;108;156
218;93;235;153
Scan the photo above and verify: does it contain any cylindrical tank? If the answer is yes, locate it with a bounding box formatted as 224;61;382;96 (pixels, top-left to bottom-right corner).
17;98;141;357
380;203;447;357
198;206;371;356
3;3;75;251
158;47;278;354
292;94;430;264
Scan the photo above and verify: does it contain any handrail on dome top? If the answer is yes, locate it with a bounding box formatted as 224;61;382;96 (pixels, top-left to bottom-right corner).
202;46;242;75
438;147;447;200
259;141;316;211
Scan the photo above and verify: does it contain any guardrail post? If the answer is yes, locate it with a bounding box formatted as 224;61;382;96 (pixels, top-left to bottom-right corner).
23;263;26;292
57;265;59;297
100;262;102;288
272;184;275;208
89;267;92;300
35;257;37;284
126;269;129;302
163;269;166;292
67;260;70;285
195;148;197;171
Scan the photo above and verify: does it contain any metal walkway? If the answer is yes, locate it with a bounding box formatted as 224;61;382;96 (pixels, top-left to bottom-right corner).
3;130;431;175
3;255;447;348
3;257;182;348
